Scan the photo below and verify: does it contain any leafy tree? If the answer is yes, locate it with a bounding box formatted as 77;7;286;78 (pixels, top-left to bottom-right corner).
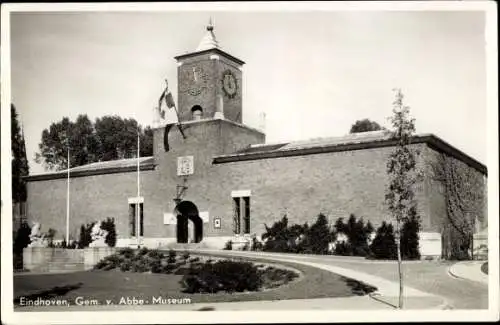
94;115;142;161
349;118;383;133
385;89;422;308
369;221;397;259
36;115;154;171
11;104;29;202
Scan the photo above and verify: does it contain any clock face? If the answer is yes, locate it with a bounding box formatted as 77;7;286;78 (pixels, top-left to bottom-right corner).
221;70;238;99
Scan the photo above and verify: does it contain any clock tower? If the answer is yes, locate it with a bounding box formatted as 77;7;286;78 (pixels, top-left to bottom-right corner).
175;20;244;123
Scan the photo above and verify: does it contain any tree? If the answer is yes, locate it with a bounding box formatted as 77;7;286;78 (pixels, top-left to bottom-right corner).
431;153;485;260
303;214;333;254
369;221;397;259
385;89;422;308
36;115;154;171
349;119;383;133
94;116;141;161
11;104;30;202
333;214;373;256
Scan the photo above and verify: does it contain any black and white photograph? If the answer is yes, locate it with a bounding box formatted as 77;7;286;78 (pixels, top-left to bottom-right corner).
1;1;498;324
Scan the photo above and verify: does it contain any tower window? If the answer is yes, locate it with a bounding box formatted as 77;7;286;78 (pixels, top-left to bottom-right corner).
191;105;203;120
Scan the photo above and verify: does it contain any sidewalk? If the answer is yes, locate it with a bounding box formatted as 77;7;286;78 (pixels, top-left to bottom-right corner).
165;249;449;310
448;261;488;285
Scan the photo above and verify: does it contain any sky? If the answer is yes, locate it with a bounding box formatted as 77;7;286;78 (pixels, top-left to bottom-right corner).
8;6;489;174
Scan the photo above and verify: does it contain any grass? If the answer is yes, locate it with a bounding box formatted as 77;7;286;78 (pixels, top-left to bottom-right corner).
481;262;488;275
14;255;375;308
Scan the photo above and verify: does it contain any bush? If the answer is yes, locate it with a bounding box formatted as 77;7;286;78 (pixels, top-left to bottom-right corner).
369;222;397;260
223;240;233;250
400;213;421;260
181;260;262;293
100;217;117;247
301;214;333;254
250;237;263;251
13;222;31;255
78;222;95;248
333;215;373;257
167;249;177;264
182;251;190;260
119;247;135;258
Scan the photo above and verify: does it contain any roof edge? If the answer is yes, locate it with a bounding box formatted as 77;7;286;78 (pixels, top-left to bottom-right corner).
213;133;487;175
25;164;156;182
174;48;245;65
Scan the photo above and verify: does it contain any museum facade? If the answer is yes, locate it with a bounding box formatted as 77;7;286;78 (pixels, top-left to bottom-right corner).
24;22;487;257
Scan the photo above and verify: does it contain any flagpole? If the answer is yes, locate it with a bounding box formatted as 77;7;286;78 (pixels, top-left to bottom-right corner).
136;127;140;247
66;142;70;244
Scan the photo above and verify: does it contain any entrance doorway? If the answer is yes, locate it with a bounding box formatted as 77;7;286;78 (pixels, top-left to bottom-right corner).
175;201;203;243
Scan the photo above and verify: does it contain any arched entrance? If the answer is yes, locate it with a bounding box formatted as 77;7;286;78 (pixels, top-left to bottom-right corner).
175;201;203;243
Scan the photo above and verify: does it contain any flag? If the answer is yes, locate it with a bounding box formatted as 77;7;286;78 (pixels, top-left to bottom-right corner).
163;123;175;152
159;79;186;152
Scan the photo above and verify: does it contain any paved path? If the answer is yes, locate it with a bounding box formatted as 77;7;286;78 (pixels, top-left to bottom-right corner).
186;250;487;310
449;261;489;285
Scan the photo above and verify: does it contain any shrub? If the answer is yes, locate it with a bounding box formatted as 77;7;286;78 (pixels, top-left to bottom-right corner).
302;214;333;255
78;222;95;248
167;249;176;264
147;249;165;260
241;242;250;251
223;240;233;250
13;221;31;255
182;251;190;260
369;222;397;260
119;247;135;258
138;247;149;256
400;213;421;260
333;215;373;257
250;236;264;251
181;260;262;293
45;228;57;247
262;215;290;252
100;217;117;247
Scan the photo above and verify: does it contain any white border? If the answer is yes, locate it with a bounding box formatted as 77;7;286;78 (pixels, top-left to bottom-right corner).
1;1;498;324
231;190;252;197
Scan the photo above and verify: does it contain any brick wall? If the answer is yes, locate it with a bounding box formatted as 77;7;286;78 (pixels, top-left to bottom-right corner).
26;122;485;250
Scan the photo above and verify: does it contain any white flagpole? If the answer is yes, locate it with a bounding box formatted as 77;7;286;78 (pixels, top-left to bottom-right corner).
66;143;70;244
136;127;140;247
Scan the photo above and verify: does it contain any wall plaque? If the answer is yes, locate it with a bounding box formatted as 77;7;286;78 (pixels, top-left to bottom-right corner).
177;156;194;176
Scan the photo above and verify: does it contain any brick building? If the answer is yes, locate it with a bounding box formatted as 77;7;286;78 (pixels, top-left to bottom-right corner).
24;22;487;257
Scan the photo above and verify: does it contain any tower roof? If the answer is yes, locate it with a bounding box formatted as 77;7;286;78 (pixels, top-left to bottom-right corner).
196;18;221;52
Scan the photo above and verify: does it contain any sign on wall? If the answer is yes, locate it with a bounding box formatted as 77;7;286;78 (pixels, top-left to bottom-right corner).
214;217;221;229
177;156;194;176
199;211;209;223
163;213;177;225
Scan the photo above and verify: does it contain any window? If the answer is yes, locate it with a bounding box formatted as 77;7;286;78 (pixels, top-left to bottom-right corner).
129;203;144;236
191;105;203;120
232;193;251;235
232;198;240;234
243;197;250;234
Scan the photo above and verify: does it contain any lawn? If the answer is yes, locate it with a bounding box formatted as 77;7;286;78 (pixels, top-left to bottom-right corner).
14;256;375;308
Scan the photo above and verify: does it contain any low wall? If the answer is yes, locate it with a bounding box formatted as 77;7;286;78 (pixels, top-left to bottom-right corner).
23;247;117;272
419;232;442;259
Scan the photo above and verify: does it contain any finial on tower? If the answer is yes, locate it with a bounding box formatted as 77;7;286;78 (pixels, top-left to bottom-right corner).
207;17;214;31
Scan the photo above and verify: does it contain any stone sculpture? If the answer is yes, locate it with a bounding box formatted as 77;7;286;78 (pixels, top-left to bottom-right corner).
28;222;46;247
89;221;108;247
